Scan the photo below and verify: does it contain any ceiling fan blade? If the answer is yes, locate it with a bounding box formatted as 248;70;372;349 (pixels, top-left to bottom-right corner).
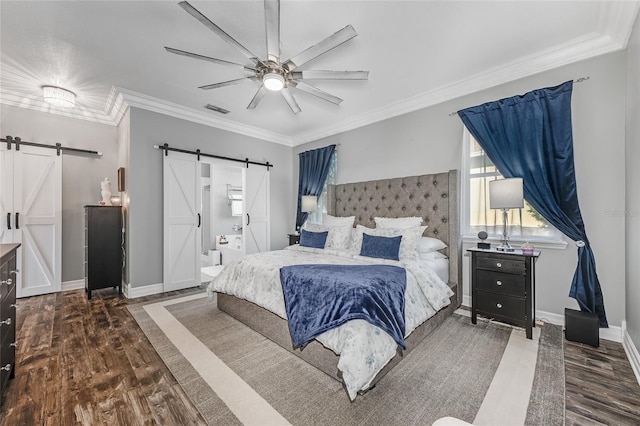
291;70;369;80
165;47;255;71
199;77;256;90
264;0;280;63
281;88;301;114
290;81;342;105
284;25;357;71
178;1;263;66
247;86;267;109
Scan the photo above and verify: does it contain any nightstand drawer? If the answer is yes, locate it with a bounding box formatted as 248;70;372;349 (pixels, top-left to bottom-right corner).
476;256;524;274
476;270;525;297
476;290;525;321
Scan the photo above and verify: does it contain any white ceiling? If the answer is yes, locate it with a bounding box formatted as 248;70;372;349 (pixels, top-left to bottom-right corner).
1;1;638;146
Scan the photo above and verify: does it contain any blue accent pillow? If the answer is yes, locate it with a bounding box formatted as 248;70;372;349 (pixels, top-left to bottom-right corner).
360;233;402;261
299;229;329;249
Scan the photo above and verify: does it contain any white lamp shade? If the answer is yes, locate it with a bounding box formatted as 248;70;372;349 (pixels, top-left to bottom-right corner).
301;195;318;213
489;178;524;209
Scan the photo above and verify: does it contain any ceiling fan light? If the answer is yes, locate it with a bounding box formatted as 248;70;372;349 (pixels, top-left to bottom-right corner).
263;72;285;91
42;86;76;108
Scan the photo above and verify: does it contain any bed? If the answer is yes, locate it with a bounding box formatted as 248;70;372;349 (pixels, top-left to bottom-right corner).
208;170;461;399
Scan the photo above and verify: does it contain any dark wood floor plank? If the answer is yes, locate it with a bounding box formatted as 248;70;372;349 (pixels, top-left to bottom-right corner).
2;288;640;425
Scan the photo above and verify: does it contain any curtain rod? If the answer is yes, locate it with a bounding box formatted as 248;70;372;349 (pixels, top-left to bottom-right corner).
1;135;102;156
153;143;272;169
448;76;590;117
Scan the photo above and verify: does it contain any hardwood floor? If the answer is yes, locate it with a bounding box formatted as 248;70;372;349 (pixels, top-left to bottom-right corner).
1;288;639;425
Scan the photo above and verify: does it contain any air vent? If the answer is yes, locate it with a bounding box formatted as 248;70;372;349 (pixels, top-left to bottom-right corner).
205;104;230;114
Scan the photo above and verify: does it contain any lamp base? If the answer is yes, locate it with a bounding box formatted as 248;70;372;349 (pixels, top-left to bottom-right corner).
496;240;515;252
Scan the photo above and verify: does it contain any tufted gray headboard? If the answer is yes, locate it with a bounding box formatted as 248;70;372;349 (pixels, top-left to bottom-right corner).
327;170;461;306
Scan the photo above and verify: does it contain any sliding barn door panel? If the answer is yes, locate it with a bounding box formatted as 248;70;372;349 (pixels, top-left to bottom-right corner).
163;153;201;292
243;167;270;255
13;146;62;297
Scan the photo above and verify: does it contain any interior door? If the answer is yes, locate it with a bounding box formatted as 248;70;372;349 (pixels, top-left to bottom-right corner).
163;152;201;292
13;145;62;297
243;166;270;255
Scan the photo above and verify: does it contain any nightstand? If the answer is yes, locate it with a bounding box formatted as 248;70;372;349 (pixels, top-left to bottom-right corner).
288;233;300;245
468;248;540;339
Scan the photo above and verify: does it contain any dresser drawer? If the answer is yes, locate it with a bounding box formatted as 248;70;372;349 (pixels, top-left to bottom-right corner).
476;270;526;297
476;256;525;274
476;290;525;321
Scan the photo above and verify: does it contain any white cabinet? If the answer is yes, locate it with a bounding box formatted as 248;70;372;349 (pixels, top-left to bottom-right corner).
0;144;62;297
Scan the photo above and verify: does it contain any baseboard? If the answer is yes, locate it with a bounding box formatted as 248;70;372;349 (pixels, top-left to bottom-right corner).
622;321;640;386
459;297;622;343
125;282;164;299
61;279;84;292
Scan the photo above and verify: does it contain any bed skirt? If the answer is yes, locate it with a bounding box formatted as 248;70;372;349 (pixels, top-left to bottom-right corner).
217;289;459;392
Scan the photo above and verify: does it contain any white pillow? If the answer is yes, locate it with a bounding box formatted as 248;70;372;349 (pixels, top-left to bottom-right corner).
352;225;426;261
418;251;447;261
323;214;355;227
374;216;423;229
303;223;352;250
419;237;447;253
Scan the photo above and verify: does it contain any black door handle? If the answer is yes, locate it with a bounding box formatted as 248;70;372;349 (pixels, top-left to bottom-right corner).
6;213;10;230
246;213;250;226
15;213;19;229
197;213;201;228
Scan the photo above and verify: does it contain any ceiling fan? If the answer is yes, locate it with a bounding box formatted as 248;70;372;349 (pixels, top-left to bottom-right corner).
165;0;369;114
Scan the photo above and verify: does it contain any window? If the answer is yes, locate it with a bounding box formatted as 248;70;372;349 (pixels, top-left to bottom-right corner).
306;151;337;225
462;128;562;242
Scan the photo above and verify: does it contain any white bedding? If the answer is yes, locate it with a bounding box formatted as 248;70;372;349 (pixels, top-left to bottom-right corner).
207;245;453;400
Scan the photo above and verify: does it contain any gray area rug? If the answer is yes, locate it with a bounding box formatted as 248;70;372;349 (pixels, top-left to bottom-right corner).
128;295;564;426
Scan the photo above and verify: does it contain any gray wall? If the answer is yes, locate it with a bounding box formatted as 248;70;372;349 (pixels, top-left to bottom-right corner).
626;13;640;354
294;51;627;329
128;107;293;288
0;104;119;282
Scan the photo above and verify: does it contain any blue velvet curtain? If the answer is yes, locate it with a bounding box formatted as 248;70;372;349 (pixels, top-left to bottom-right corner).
296;145;336;229
458;81;608;327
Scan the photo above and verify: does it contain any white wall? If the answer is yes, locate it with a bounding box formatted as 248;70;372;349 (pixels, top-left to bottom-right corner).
210;164;243;240
625;13;640;354
127;107;293;288
294;51;627;330
0;104;119;283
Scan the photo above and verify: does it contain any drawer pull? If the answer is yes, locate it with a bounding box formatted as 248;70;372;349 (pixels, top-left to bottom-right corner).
9;342;17;348
496;303;503;309
10;269;19;275
1;364;11;372
496;280;503;286
0;278;12;286
496;262;502;268
0;318;11;326
10;304;17;309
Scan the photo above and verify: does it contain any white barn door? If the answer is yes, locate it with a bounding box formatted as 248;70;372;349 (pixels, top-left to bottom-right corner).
243;166;270;255
163;152;201;292
10;145;62;297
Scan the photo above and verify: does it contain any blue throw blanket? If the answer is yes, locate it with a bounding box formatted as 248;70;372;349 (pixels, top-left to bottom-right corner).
279;264;407;350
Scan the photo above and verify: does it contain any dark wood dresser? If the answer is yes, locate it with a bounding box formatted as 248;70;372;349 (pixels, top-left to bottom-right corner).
84;206;123;299
468;247;540;339
0;243;19;403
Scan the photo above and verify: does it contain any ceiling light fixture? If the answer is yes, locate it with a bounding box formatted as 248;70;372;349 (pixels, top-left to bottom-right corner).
262;71;285;91
42;85;76;108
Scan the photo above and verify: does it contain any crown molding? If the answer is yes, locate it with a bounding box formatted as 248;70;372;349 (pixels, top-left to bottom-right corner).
0;88;115;126
598;0;640;49
110;87;294;147
291;31;626;145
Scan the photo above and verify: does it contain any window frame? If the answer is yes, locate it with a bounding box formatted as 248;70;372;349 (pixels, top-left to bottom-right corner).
461;127;567;249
